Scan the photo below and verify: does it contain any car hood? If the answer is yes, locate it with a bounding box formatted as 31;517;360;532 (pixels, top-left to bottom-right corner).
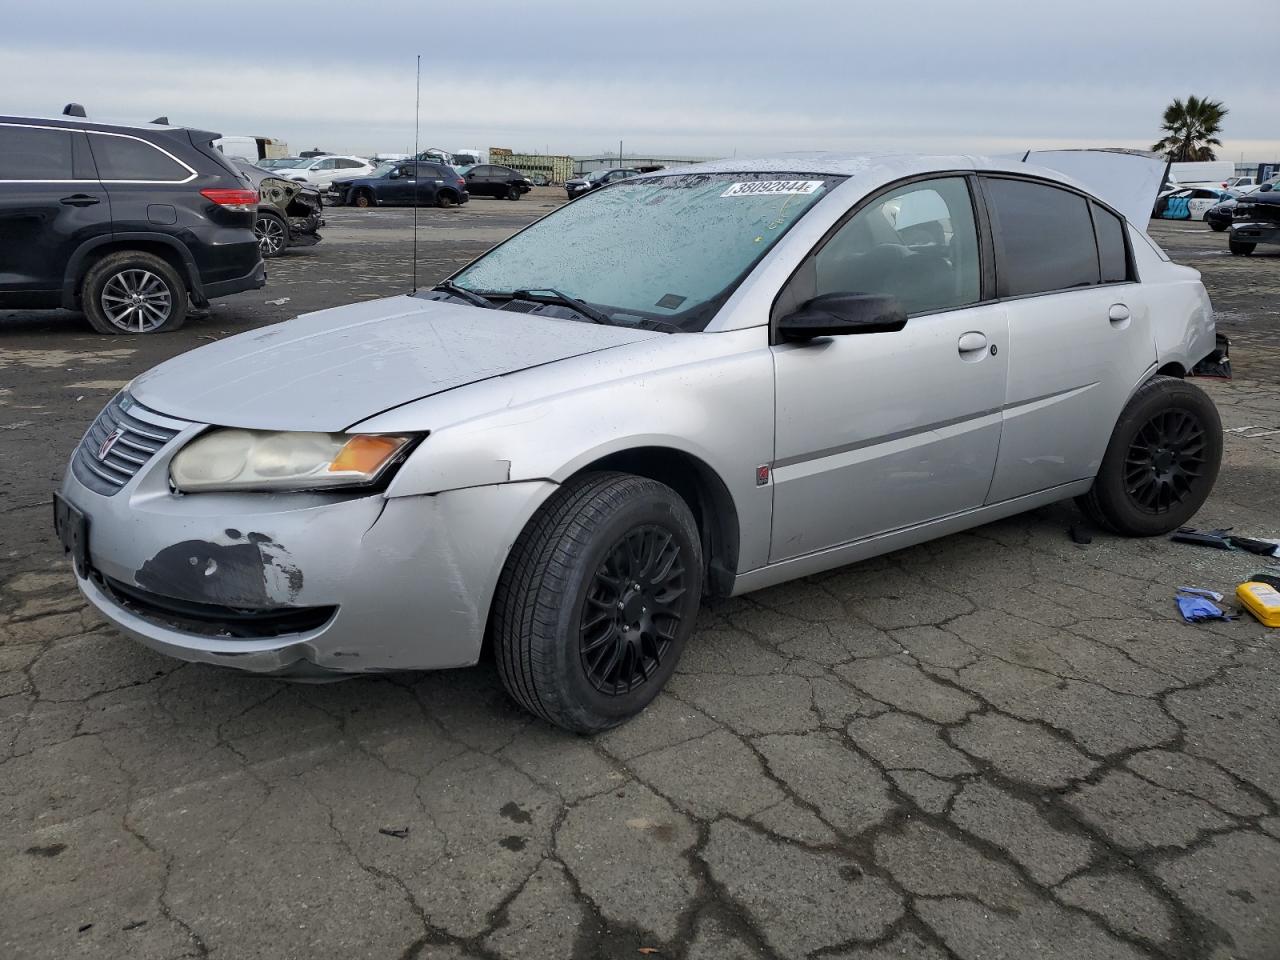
130;296;662;431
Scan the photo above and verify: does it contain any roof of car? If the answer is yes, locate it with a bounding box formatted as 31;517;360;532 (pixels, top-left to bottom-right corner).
0;113;185;133
650;151;1047;179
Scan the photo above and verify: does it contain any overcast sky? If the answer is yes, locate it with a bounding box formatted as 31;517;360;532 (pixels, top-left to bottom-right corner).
3;0;1275;163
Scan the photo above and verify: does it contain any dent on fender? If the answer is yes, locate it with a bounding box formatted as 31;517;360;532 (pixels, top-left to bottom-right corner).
134;530;304;607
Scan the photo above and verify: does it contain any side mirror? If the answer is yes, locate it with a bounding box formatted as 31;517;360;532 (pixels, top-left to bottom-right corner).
778;292;907;340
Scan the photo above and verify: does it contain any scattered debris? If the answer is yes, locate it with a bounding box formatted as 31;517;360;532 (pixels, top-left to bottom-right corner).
1190;334;1231;379
639;949;660;955
266;297;291;306
378;826;410;839
1177;586;1224;602
122;919;148;931
1176;588;1236;623
196;335;220;342
1068;522;1093;545
1171;528;1280;556
77;923;93;933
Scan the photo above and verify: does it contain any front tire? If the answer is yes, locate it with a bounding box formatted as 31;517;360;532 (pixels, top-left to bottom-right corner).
82;251;188;335
506;185;521;200
1076;376;1222;536
353;190;374;208
1229;239;1255;255
491;472;703;734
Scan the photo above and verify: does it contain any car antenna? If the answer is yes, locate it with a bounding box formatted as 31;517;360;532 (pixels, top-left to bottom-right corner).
411;53;421;293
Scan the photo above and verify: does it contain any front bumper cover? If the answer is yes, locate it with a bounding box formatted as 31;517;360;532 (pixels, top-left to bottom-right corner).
59;430;555;675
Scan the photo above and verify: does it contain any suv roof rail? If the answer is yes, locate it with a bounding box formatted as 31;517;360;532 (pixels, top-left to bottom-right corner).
62;103;87;117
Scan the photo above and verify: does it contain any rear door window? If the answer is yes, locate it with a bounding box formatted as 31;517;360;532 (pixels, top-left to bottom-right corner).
89;133;192;182
0;124;75;179
1091;202;1130;284
982;177;1100;296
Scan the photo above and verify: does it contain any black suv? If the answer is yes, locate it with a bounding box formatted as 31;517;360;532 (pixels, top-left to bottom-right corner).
0;108;264;334
461;164;534;200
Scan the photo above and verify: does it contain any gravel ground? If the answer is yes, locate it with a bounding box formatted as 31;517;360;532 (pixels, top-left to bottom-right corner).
1;203;1278;960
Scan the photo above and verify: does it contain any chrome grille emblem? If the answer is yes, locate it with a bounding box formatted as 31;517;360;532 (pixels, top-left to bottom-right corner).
97;427;124;462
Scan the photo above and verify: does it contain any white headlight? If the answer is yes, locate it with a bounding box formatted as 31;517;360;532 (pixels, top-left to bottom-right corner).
170;429;413;493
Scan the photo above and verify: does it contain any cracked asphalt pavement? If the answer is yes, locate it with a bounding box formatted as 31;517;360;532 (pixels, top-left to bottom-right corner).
2;203;1279;960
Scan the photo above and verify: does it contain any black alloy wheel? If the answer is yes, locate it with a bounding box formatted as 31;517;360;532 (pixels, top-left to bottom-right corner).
1076;375;1222;536
579;525;688;696
1123;408;1207;514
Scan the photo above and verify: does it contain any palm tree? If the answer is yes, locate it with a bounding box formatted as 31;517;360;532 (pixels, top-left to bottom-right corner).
1152;96;1228;162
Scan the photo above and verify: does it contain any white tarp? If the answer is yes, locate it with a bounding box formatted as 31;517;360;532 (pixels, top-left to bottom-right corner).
997;149;1169;229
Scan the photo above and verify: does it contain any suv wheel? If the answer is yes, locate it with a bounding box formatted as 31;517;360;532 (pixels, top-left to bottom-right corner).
437;191;456;209
255;212;288;258
82;251;188;335
1228;239;1255;256
506;185;522;200
1076;376;1222;536
491;472;703;733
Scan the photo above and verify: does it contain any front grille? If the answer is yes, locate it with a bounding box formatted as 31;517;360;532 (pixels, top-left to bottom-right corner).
94;570;337;638
72;393;186;495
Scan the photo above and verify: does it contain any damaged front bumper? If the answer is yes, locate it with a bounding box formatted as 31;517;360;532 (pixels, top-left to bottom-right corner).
58;423;554;676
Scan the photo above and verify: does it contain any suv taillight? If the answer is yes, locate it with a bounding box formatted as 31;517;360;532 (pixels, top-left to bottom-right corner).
200;188;259;212
457;178;465;187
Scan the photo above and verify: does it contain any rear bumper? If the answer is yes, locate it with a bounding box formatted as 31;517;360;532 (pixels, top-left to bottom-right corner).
200;259;266;302
1230;222;1280;245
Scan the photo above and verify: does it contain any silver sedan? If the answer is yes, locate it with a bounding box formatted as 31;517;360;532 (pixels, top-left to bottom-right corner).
56;151;1223;732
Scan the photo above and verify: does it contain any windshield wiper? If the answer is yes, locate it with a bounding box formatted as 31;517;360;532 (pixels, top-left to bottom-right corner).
431;280;494;309
509;288;610;325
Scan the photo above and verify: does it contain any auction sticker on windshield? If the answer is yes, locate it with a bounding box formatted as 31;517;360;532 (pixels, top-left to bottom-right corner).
721;180;825;197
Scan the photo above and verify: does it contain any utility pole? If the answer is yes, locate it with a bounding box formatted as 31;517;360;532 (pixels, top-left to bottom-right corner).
619;139;623;168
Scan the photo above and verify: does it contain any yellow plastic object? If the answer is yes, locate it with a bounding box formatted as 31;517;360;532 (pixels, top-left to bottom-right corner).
1236;581;1280;627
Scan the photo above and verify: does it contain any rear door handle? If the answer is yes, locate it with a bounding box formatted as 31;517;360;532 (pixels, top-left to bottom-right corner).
958;331;988;356
60;194;101;207
1109;303;1130;324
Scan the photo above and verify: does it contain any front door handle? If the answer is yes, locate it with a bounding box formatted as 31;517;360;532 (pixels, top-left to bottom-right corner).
1109;303;1130;324
958;331;988;356
60;194;101;207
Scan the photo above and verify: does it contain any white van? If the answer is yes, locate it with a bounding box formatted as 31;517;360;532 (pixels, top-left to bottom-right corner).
214;136;290;163
1168;160;1234;189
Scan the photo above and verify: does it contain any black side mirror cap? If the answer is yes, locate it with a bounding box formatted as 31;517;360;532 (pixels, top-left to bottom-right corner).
778;292;908;340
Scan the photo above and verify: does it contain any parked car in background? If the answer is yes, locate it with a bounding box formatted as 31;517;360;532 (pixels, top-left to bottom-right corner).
1225;176;1258;191
1153;186;1226;221
256;157;302;170
461;164;533;200
328;160;468;208
231;160;324;258
1228;182;1280;255
0;108;263;334
55;151;1223;732
1206;179;1277;233
276;155;374;187
564;167;642;198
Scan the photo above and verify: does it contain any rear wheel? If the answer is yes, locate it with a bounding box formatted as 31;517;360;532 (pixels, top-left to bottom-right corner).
1076;376;1221;536
491;472;703;733
82;251;187;335
1229;239;1255;255
437;191;456;208
254;212;288;258
353;190;374;208
1209;222;1227;232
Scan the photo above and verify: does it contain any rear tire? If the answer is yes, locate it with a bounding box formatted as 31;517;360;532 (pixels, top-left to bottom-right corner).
1075;376;1221;536
254;212;288;258
82;251;188;335
491;472;703;734
1209;222;1227;232
437;191;456;208
1229;239;1255;255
